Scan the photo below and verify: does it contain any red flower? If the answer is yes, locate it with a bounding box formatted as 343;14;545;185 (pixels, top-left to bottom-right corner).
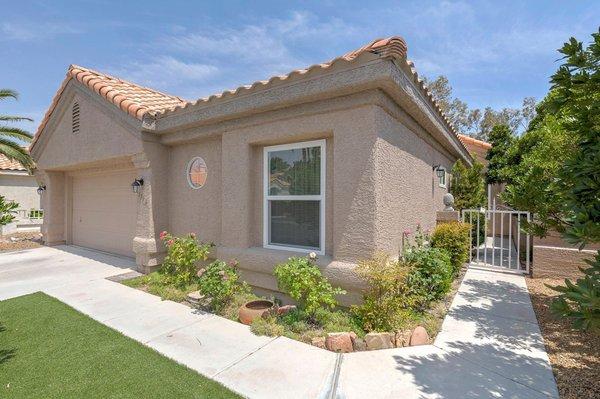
166;239;174;247
159;231;168;240
403;229;412;236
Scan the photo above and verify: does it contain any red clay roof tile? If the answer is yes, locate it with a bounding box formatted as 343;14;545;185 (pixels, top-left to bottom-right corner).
0;154;27;171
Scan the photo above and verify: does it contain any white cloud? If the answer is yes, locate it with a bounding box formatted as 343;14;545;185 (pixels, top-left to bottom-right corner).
107;57;219;93
0;22;80;42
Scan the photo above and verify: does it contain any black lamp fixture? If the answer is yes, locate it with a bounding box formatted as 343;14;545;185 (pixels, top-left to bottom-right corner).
37;185;46;195
432;165;445;180
131;178;144;194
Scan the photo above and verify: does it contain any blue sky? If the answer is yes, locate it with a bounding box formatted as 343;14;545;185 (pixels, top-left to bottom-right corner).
2;1;599;136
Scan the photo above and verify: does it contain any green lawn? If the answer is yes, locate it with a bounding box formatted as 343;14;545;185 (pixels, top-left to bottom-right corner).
0;292;240;399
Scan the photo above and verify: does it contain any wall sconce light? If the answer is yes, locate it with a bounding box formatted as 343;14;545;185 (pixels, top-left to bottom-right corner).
435;167;445;180
37;185;46;195
131;178;144;194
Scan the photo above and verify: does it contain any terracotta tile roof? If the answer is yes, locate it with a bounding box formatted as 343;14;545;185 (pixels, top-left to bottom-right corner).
152;36;468;156
155;37;410;117
0;154;27;171
458;134;492;150
31;65;187;149
32;37;469;158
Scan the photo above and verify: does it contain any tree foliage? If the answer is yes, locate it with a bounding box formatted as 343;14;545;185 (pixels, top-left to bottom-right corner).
450;158;486;211
0;89;34;170
0;195;19;226
516;29;600;332
423;76;536;140
485;124;516;185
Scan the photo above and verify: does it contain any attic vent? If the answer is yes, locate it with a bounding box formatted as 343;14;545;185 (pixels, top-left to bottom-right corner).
72;102;80;134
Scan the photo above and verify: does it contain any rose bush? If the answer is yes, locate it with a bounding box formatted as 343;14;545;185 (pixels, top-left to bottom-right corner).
159;231;213;286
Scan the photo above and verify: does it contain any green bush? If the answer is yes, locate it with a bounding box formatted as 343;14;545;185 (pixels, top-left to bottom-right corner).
159;231;212;286
549;251;600;331
197;260;249;312
351;254;413;332
274;255;346;316
0;195;18;226
431;222;471;275
405;247;453;311
251;315;285;337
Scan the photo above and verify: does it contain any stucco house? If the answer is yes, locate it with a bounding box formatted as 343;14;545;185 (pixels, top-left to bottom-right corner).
0;154;42;234
31;37;472;304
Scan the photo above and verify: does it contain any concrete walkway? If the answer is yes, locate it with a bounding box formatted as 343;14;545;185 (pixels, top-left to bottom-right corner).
0;246;558;398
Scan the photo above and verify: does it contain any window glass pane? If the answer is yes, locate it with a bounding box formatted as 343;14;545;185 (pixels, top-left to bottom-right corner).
270;200;320;249
269;146;320;195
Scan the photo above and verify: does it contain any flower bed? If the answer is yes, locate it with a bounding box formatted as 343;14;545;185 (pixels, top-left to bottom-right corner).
122;223;470;353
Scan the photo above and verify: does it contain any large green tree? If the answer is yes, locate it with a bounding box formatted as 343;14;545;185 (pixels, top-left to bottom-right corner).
485;124;515;185
450;158;486;211
525;30;600;331
0;89;34;170
424;75;536;140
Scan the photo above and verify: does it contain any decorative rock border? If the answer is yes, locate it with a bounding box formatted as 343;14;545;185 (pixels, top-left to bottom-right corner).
320;327;430;353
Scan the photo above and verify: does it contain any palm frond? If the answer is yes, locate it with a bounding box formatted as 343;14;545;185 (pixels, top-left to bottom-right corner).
0;115;33;122
0;137;34;170
0;126;33;141
0;89;19;101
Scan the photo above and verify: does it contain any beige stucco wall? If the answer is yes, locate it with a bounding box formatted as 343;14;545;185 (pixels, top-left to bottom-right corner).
168;136;222;244
373;105;453;257
35;88;143;171
0;173;40;212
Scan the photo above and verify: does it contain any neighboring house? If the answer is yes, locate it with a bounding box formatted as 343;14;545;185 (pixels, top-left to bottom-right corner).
0;155;42;234
457;134;491;167
31;37;472;304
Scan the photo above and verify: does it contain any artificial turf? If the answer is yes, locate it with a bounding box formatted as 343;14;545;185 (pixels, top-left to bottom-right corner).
0;292;240;398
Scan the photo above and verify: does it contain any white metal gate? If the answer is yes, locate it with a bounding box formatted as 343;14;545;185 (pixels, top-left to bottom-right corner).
462;209;531;274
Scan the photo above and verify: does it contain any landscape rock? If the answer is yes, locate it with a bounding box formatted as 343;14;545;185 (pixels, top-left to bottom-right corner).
365;332;395;350
325;332;353;353
352;337;367;351
276;304;297;316
311;336;326;349
409;326;430;346
395;330;413;347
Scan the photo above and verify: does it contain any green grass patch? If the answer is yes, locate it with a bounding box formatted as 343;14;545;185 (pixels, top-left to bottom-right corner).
121;271;199;302
0;292;240;399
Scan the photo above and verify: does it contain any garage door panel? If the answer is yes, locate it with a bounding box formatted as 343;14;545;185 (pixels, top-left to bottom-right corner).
72;170;136;257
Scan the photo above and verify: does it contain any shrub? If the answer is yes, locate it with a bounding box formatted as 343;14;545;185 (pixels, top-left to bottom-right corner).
0;195;18;226
313;308;364;336
431;222;471;275
251;315;284;337
549;251;600;331
159;231;212;286
197;260;249;312
351;254;413;332
273;254;346;316
405;247;453;311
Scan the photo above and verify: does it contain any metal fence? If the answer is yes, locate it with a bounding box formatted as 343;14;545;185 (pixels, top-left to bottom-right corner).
462;209;531;274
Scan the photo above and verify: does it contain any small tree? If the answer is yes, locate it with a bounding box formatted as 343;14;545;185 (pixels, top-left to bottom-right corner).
485;124;515;185
542;30;600;331
0;195;19;226
450;158;486;211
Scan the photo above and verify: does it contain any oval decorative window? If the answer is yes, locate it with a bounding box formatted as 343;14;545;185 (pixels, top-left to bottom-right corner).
187;157;207;189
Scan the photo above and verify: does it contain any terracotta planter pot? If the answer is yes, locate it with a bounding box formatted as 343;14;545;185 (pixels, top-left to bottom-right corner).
238;300;274;325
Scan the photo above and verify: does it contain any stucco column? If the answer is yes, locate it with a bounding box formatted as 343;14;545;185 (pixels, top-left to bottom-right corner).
221;133;252;248
131;143;169;273
35;170;66;245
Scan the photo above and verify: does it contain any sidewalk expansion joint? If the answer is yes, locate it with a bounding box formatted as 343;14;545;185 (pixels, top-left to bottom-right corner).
211;336;280;378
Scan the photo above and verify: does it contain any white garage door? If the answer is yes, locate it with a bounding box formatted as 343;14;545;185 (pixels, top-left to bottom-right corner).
72;170;137;257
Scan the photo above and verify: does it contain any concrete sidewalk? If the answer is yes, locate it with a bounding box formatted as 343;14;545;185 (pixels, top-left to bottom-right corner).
0;246;558;398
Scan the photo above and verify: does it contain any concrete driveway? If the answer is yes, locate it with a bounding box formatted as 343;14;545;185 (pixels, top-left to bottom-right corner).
0;246;559;399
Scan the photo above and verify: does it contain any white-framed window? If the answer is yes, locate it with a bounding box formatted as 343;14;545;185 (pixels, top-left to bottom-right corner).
187;157;208;189
263;139;325;255
437;167;447;188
